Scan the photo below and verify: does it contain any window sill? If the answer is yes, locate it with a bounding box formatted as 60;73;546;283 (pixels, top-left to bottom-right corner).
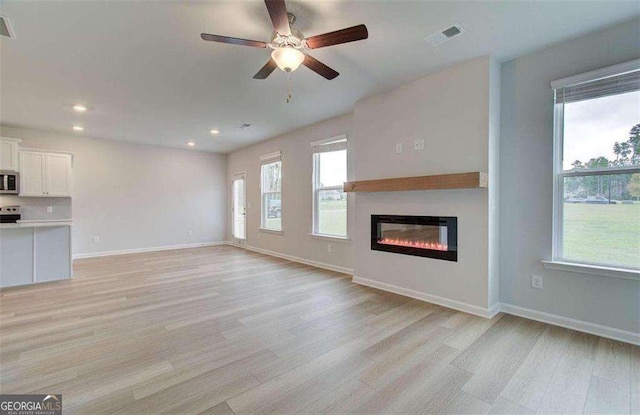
541;260;640;281
259;228;283;235
308;234;350;243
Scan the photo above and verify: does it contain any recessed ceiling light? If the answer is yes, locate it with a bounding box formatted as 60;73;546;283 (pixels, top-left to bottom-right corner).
73;104;87;112
187;141;195;147
210;129;219;135
72;125;84;131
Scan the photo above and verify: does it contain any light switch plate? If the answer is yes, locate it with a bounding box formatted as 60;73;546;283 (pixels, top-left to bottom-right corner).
531;274;543;290
414;139;425;150
47;206;53;213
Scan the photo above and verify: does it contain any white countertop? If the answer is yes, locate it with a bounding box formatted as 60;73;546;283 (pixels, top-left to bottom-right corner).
0;220;73;229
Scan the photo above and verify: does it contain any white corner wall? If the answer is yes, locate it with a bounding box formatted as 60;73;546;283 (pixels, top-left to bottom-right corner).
488;57;501;310
499;18;640;336
0;125;228;257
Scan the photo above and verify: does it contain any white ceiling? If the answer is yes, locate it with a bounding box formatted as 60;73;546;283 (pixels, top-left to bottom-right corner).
1;1;638;153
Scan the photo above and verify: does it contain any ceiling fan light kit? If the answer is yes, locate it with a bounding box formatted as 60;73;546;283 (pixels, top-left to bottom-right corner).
271;47;304;72
200;0;368;81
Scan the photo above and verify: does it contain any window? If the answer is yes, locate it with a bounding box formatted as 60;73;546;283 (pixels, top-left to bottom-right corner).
552;60;640;270
260;152;282;231
312;135;347;238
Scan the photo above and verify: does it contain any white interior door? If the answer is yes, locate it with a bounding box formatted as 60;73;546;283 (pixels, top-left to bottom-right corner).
232;174;246;242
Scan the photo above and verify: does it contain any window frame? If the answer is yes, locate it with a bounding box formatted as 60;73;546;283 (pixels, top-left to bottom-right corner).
551;59;640;272
311;135;348;239
260;151;282;232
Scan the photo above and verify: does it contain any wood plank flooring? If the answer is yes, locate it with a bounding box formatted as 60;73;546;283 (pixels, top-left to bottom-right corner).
0;246;637;414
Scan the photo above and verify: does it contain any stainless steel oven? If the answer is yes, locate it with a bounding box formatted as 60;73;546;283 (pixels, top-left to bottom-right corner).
0;171;19;194
0;206;21;223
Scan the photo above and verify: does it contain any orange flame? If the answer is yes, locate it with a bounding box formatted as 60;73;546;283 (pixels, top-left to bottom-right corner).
378;238;448;251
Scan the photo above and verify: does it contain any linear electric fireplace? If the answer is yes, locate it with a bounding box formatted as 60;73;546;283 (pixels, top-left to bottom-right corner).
371;215;458;261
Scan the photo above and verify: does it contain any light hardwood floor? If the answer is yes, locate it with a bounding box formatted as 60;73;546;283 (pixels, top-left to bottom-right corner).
0;246;637;414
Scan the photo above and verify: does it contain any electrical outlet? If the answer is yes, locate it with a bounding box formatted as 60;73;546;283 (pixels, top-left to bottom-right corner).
414;139;425;150
93;236;100;244
46;206;53;213
187;230;193;237
327;244;332;253
395;143;403;154
531;274;543;290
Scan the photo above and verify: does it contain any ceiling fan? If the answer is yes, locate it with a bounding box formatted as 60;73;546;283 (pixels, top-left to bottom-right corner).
200;0;368;80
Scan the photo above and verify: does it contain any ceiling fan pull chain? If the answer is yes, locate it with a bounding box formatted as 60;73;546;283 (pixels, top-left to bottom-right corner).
286;72;293;104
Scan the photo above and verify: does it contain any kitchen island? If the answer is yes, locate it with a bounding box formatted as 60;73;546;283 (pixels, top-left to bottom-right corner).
0;221;72;288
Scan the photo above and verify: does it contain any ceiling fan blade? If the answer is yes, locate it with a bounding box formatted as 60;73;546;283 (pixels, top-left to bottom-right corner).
305;24;368;49
253;58;278;79
302;55;339;80
264;0;290;36
201;33;268;48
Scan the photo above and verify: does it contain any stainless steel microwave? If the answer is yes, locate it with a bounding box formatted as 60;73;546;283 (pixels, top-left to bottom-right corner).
0;171;19;194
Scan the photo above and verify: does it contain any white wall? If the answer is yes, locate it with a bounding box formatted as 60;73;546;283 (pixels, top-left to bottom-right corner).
0;125;227;256
352;57;499;314
499;18;640;334
226;114;354;273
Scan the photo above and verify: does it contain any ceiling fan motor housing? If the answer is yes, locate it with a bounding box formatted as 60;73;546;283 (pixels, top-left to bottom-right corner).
270;27;305;49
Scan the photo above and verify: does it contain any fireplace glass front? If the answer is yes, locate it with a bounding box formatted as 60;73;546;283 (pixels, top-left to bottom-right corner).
371;215;457;261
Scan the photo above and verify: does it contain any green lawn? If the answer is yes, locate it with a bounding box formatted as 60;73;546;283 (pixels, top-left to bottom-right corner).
317;199;347;237
265;218;281;230
563;203;639;269
265;200;346;236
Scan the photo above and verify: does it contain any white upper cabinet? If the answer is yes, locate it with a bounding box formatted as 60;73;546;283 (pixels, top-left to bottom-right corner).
19;151;46;196
19;151;72;197
45;153;72;196
0;138;21;171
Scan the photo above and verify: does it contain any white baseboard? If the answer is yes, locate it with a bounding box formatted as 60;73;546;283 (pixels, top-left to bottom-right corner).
230;243;354;275
487;302;501;318
500;303;639;346
352;276;498;319
73;241;229;260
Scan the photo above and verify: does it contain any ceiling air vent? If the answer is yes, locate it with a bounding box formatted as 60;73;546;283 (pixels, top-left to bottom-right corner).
237;123;252;129
0;15;14;38
425;24;465;47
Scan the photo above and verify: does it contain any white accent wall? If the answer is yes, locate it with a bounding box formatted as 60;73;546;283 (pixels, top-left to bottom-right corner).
0;125;227;257
352;56;501;316
499;18;640;334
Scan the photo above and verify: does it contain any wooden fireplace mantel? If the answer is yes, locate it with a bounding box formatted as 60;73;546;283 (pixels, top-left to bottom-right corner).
343;172;488;193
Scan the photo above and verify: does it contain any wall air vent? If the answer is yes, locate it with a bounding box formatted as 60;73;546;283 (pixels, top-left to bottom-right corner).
425;24;465;47
0;15;14;38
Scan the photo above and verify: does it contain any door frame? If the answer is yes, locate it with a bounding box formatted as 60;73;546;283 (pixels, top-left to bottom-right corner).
231;172;247;245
